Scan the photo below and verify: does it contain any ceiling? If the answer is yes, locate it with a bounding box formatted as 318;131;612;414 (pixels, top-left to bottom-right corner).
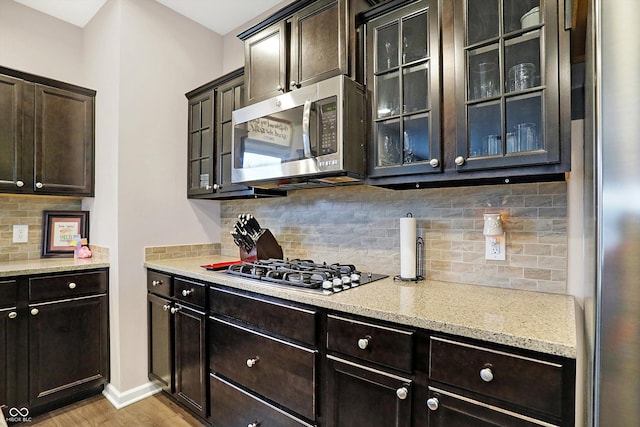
12;0;286;35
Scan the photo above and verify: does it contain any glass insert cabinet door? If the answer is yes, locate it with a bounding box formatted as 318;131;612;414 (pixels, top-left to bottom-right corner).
455;0;561;171
367;0;441;178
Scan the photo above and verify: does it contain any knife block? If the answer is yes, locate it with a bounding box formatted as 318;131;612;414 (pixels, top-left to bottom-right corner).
239;229;283;262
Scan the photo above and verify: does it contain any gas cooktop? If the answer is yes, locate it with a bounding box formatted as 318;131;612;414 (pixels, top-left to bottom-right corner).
225;258;387;295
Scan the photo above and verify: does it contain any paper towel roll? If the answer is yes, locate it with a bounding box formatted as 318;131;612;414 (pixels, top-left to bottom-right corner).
400;216;417;279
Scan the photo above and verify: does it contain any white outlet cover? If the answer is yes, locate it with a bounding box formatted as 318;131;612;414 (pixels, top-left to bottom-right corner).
13;224;29;243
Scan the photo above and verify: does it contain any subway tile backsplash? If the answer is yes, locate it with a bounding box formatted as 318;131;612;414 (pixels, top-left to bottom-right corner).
221;182;568;294
0;194;83;261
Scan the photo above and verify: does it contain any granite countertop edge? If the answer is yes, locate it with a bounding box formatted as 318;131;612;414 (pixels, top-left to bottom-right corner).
145;256;577;359
0;257;110;277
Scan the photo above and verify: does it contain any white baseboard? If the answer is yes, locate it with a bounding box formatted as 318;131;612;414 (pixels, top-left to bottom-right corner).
102;382;162;409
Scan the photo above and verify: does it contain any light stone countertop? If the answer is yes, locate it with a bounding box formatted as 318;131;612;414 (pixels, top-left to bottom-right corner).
0;256;110;277
145;255;577;359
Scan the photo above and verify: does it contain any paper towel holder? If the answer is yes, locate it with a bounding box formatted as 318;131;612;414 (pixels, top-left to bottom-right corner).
394;235;425;282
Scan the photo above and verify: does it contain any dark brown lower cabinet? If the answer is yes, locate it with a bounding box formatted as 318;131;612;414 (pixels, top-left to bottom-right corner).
1;306;19;407
325;355;413;427
210;374;315;427
174;303;207;417
28;294;108;407
147;293;172;393
425;387;543;427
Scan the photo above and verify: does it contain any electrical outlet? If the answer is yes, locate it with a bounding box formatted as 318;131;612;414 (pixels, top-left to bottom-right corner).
13;224;29;243
485;234;506;261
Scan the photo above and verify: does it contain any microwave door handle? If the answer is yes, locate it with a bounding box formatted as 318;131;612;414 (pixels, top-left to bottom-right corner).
302;99;312;158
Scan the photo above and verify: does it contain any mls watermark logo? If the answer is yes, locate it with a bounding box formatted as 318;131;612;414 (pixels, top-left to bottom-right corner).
6;407;32;423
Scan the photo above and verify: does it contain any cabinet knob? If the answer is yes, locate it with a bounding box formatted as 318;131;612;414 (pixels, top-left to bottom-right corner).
205;184;212;190
480;367;494;382
181;289;193;297
162;304;171;311
170;307;180;314
15;180;24;188
8;311;17;319
357;336;371;350
426;397;439;411
454;156;465;166
213;183;220;190
248;422;261;427
35;182;44;189
396;386;409;400
68;282;77;289
276;84;285;92
290;80;301;89
429;158;440;168
152;280;163;286
246;357;259;368
31;308;39;316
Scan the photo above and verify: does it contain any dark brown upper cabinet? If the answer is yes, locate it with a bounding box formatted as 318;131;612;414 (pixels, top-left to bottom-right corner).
185;69;285;199
0;66;95;196
363;0;571;189
239;0;370;105
364;0;442;180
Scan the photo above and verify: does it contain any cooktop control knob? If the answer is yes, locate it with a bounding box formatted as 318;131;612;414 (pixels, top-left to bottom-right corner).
341;275;351;285
332;277;343;291
350;273;361;283
322;280;333;290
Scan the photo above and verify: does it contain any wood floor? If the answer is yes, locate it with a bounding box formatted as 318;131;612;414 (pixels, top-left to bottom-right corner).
29;393;206;426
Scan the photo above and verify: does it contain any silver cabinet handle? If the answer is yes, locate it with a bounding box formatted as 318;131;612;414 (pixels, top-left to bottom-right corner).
15;180;24;188
248;422;261;427
213;183;220;190
396;386;409;400
426;397;439;411
429;158;440;168
31;308;39;316
454;156;465;166
68;282;77;289
8;311;17;319
205;184;212;190
170;307;180;314
357;336;371;350
480;367;494;382
162;304;170;311
246;357;259;368
276;84;285;92
35;182;44;189
152;280;163;286
290;80;301;89
181;289;192;297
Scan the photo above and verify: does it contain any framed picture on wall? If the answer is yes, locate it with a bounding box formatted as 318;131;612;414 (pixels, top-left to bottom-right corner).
41;210;89;257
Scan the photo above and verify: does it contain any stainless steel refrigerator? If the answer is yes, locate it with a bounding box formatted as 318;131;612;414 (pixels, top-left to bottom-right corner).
585;0;640;425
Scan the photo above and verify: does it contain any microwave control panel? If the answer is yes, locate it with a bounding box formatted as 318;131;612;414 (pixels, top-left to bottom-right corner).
318;96;338;155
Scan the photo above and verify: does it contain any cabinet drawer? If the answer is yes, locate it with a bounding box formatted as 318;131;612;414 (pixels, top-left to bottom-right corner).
326;314;414;373
429;336;564;417
209;286;316;346
210;316;317;421
29;270;107;302
147;271;172;297
210;374;315;427
174;277;205;308
0;279;17;308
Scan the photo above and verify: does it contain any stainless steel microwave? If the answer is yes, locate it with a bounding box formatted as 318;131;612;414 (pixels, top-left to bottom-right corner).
231;75;367;189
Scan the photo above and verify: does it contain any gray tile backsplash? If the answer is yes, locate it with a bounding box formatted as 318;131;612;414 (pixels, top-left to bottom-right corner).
221;182;568;293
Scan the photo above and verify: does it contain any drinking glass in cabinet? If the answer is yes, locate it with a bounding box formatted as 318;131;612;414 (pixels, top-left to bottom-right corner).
376;73;400;118
468;101;501;157
514;122;539;151
508;62;536;92
402;10;429;64
403;63;429;113
506;94;542;152
471;61;498;100
376;23;399;72
504;32;541;93
403;114;430;163
377;120;401;166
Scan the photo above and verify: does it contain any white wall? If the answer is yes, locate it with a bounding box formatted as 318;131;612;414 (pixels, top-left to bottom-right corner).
1;0;226;396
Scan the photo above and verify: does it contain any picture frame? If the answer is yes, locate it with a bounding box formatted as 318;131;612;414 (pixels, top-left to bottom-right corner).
41;210;89;258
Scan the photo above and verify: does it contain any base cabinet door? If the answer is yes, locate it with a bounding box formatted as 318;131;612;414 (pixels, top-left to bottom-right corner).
0;306;19;407
28;295;108;407
174;303;207;418
325;356;412;427
147;293;173;393
426;388;544;427
210;374;314;427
